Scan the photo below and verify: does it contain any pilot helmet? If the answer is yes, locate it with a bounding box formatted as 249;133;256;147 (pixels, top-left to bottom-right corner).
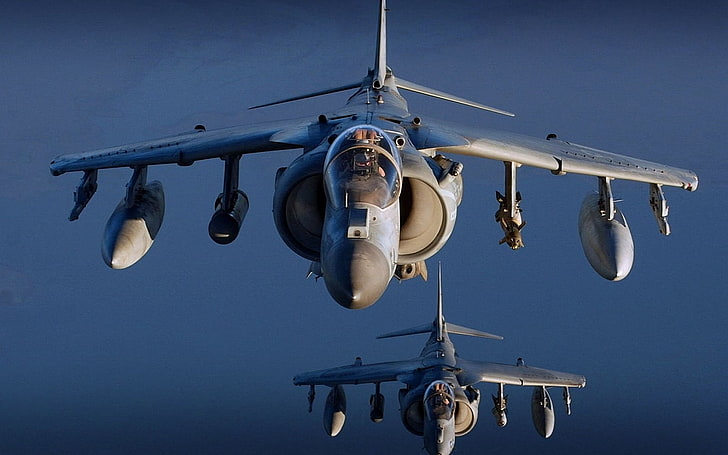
352;148;378;174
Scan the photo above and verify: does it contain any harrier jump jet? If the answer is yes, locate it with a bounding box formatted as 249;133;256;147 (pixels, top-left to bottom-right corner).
49;0;698;309
293;265;586;455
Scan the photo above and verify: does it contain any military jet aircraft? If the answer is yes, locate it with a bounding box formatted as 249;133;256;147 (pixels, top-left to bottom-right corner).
293;264;586;455
49;0;698;309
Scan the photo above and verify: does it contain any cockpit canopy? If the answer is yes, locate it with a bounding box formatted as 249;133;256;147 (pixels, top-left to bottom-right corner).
324;125;402;209
424;380;455;421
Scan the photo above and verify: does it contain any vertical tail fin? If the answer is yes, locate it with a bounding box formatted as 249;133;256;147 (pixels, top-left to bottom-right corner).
372;0;387;89
377;262;503;341
250;0;514;117
436;262;445;341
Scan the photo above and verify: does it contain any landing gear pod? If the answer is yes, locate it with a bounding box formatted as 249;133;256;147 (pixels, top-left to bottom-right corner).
323;385;346;437
530;386;555;438
208;190;249;244
578;192;634;281
102;180;165;269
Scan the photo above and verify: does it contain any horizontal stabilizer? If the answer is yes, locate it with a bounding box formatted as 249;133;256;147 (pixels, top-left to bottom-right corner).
377;323;432;339
379;263;503;341
377;322;502;340
396;78;515;117
446;322;503;340
249;82;361;109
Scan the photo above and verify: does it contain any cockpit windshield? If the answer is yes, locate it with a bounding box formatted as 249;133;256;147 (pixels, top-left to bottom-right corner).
424;381;455;421
324;126;402;209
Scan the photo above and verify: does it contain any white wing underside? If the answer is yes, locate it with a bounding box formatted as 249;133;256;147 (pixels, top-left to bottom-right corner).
455;359;586;388
293;357;585;389
50;115;698;193
407;119;698;190
293;359;424;386
49;117;323;175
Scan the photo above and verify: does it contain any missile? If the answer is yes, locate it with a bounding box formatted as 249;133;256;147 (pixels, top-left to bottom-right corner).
578;193;634;281
491;383;508;427
530;386;555;439
102;181;164;269
495;190;526;250
323;385;347;437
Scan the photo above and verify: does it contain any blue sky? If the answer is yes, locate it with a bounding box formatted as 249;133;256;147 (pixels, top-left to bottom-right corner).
1;0;726;453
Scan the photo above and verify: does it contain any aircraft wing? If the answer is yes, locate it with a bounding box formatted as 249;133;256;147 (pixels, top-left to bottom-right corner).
293;358;425;387
49;117;331;176
456;359;586;388
406;119;698;191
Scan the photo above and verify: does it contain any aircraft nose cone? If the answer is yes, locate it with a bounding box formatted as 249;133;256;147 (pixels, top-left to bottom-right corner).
424;421;454;455
322;240;392;309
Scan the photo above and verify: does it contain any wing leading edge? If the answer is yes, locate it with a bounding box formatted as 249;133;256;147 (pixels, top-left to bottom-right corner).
407;119;698;191
293;354;586;389
293;358;425;387
456;358;586;388
49;117;327;176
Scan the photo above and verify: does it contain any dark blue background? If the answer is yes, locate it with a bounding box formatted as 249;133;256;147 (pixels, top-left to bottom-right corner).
1;0;725;453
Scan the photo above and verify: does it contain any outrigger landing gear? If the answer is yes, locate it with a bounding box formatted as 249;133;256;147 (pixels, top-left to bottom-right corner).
69;169;98;221
307;385;316;413
649;183;671;235
563;387;572;416
495;161;526;249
